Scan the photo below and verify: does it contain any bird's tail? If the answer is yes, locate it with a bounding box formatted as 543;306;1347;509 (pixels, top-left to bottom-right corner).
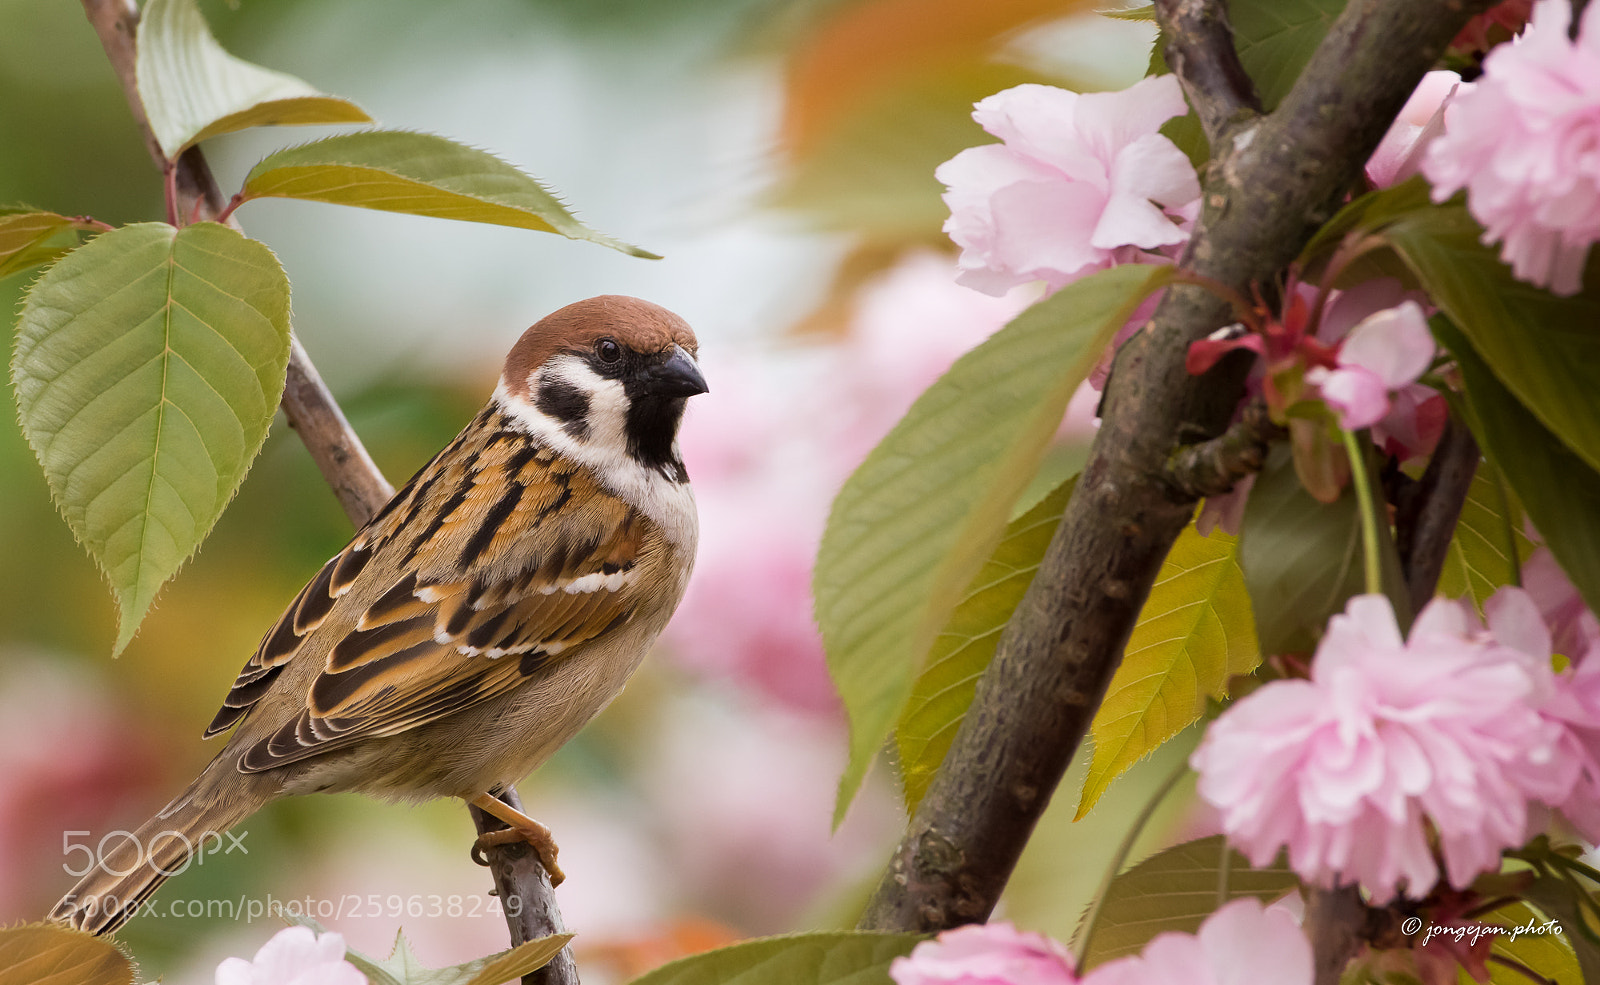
47;771;255;937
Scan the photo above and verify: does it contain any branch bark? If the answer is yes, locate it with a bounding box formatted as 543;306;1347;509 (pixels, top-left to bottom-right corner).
857;0;1494;945
1153;0;1261;145
81;3;572;979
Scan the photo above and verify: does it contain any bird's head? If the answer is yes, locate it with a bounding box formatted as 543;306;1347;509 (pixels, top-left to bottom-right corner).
499;295;708;481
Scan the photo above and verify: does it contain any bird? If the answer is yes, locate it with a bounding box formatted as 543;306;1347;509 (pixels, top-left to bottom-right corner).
49;295;708;936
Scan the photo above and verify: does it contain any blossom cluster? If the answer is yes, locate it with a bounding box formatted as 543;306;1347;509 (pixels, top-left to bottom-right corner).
890;899;1311;985
1192;563;1600;903
1423;0;1600;294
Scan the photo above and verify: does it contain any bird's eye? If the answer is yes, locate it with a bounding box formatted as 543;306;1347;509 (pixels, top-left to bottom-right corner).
595;338;623;364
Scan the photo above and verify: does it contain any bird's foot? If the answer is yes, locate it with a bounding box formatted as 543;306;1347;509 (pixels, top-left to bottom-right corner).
468;793;566;886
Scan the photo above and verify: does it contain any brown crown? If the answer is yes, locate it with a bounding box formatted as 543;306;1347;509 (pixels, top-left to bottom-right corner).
502;295;699;398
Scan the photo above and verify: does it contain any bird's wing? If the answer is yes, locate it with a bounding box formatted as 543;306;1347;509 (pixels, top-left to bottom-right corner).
205;416;654;773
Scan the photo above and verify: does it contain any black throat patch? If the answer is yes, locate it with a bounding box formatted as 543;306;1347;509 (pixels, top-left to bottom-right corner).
623;390;689;482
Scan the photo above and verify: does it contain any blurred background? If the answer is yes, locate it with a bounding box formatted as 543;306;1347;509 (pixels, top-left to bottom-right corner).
0;1;1191;981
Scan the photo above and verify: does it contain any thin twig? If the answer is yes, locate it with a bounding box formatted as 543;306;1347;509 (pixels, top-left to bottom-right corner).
79;3;573;980
1304;886;1367;985
1153;0;1262;146
1164;398;1282;498
1395;413;1480;612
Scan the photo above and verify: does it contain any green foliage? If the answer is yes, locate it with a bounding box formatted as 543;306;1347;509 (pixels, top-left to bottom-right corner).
0;209;97;280
241;131;655;258
1435;317;1600;616
896;476;1076;812
135;0;370;159
1099;4;1155;22
624;932;925;985
0;923;135;985
12;222;292;653
1073;835;1298;971
1238;445;1405;656
1435;459;1536;615
1475;901;1582;985
1157;0;1349;165
1295;175;1433;276
305;920;572;985
1387;204;1600;476
1518;874;1600;983
1078;522;1257;818
816;264;1169;823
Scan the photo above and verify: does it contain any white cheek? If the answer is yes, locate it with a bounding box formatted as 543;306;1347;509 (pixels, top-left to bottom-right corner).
492;378;699;552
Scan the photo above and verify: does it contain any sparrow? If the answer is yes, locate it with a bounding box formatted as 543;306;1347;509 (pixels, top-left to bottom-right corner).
50;295;707;936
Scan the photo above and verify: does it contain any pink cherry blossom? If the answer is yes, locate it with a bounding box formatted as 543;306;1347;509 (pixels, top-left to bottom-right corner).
1308;301;1436;430
1422;0;1600;295
937;77;1199;297
1192;594;1571;902
890;921;1078;985
1543;649;1600;839
1367;72;1469;189
1484;584;1600;839
1522;547;1600;659
214;927;364;985
1082;898;1311;985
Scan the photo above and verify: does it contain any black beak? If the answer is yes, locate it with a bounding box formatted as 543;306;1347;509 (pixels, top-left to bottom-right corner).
647;344;709;397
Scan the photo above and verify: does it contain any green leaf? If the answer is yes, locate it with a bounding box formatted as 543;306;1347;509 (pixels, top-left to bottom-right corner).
135;0;371;158
288;918;571;985
624;932;925;985
1435;459;1536;615
1434;317;1600;616
896;476;1076;813
1238;444;1405;656
1077;522;1257;818
1074;835;1299;971
1295;175;1434;275
1229;0;1347;110
12;222;291;654
1476;901;1581;985
1156;0;1348;166
1099;4;1155;22
241;131;656;258
0;923;135;985
816;263;1169;823
357;931;571;985
0;210;98;281
1387;204;1600;476
460;936;575;985
1519;875;1600;984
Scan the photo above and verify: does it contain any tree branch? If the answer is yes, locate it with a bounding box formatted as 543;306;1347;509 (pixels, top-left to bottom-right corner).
1304;886;1368;985
81;2;573;979
1164;398;1282;498
1153;0;1262;146
857;0;1494;941
1396;413;1480;613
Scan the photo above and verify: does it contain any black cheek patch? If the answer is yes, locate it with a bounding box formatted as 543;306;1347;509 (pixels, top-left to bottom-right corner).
535;377;592;441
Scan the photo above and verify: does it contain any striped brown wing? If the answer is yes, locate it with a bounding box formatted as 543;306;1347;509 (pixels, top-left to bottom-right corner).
206;409;649;772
